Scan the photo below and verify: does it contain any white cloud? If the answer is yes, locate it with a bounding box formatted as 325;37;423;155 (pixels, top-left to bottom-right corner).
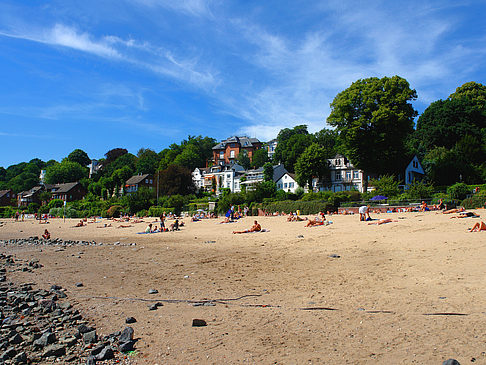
129;0;215;17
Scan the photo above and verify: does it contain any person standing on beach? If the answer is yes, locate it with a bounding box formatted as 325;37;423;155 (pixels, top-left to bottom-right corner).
359;205;371;221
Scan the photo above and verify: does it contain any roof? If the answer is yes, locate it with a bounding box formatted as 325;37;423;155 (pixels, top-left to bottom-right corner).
212;136;262;150
51;182;80;194
126;174;152;185
19;186;43;197
272;164;289;182
0;190;12;199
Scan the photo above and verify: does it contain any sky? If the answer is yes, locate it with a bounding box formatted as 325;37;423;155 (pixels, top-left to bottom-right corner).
1;0;485;168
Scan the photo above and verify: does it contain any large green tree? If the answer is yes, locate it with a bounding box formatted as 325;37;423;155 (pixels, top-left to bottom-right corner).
273;125;316;173
294;143;330;190
327;76;417;189
67;149;91;167
158;164;195;196
45;161;88;184
136;148;159;174
250;148;269;169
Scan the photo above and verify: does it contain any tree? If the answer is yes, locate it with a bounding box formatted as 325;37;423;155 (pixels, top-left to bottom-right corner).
263;163;274;182
136;148;159;174
67;149;91;167
327;76;417;190
294;143;330;190
273;125;316;173
237;150;251;170
158;164;196;196
251;148;269;169
45;161;88;184
105;148;128;164
315;128;340;157
368;175;401;198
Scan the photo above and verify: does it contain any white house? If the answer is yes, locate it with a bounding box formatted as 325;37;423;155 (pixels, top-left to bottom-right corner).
275;172;299;193
403;155;425;186
266;139;278;160
313;154;365;192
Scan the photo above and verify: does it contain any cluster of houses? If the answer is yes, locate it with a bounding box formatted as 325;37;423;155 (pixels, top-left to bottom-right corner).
2;135;425;208
192;135;425;195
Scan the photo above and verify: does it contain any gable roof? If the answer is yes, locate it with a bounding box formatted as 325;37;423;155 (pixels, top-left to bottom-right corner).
272;164;289;182
0;190;13;199
52;182;80;194
212;136;261;150
126;174;152;185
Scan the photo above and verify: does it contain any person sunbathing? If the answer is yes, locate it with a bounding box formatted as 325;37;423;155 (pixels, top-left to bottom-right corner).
74;220;84;227
443;207;465;214
450;211;480;219
368;218;397;225
305;219;325;227
42;229;50;239
233;220;261;234
469;221;486;232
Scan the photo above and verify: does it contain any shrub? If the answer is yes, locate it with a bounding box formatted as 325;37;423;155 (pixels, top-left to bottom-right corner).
27;203;40;214
0;206;16;218
405;180;434;200
148;206;168;217
136;209;149;217
447;183;470;200
48;199;64;209
38;205;50;214
106;205;123;218
263;200;336;215
461;195;486;209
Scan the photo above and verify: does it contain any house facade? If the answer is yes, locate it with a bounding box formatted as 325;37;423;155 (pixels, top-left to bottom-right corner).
266;139;278;160
212;136;263;166
0;189;16;206
275;172;298;193
125;174;155;194
403;155;425;186
313;154;365;193
50;182;86;202
17;186;44;207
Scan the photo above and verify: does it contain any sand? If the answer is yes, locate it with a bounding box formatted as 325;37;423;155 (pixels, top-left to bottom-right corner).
1;210;485;364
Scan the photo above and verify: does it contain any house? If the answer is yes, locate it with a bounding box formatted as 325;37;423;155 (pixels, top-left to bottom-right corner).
266;139;278;160
192;163;245;193
402;155;425;186
125;174;155;194
313;154;364;193
0;189;16;206
88;159;102;178
50;182;86;202
17;186;44;207
212;136;263;165
274;169;299;193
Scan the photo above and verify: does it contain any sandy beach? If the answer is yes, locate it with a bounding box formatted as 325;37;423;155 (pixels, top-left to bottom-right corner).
1;210;485;364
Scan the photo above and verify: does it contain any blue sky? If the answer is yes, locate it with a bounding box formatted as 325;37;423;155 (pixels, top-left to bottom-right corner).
1;0;485;167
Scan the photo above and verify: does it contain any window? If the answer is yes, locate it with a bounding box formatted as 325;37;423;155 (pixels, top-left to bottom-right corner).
335;172;342;181
346;171;351;180
284;183;288;188
278;184;282;189
335;159;341;166
353;171;359;179
145;179;148;183
289;182;294;188
230;150;235;158
149;179;153;184
219;151;224;159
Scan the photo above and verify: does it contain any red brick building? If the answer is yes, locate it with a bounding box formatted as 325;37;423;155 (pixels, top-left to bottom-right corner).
212;136;263;165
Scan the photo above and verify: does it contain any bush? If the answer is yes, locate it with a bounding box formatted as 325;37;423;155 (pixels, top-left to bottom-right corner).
48;199;64;209
0;206;16;218
27;203;40;214
263;200;336;215
405;180;434;200
38;205;50;214
136;209;149;217
461;195;486;209
148;206;171;217
49;206;79;218
447;183;471;200
106;205;123;218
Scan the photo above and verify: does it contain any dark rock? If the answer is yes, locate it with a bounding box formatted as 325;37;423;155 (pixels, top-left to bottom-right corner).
1;347;17;360
42;344;66;357
95;346;114;361
83;330;97;344
125;317;136;324
34;332;56;347
86;355;97;365
148;304;158;311
78;324;95;334
9;333;23;345
39;300;56;313
118;327;134;343
50;285;62;291
75;283;84;287
118;340;134;352
192;319;207;327
12;351;27;364
442;360;460;365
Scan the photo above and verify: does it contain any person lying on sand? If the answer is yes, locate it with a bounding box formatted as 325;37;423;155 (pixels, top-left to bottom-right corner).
116;224;131;228
233;220;261;234
442;207;465;214
368;218;397;225
305;219;325;227
74;220;85;227
450;211;480;219
97;223;112;228
42;229;50;239
469;221;486;232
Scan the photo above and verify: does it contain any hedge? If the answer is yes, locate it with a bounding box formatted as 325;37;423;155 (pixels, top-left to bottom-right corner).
0;206;16;218
461;195;486;209
263;200;336;215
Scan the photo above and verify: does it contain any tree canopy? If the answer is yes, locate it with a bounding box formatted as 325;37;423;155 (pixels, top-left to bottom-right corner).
67;149;91;167
327;75;417;185
273;125;316;173
294;143;330;189
45;161;88;184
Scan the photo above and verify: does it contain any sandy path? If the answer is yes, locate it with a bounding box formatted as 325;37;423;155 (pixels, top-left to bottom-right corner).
1;211;485;364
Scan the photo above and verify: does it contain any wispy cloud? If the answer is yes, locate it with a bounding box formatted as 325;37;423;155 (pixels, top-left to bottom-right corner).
129;0;215;18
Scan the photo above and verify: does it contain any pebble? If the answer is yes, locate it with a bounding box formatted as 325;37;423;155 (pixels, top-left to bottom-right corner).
192;319;207;327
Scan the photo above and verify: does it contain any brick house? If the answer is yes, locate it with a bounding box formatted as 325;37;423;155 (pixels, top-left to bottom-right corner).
212;136;263;166
50;182;86;202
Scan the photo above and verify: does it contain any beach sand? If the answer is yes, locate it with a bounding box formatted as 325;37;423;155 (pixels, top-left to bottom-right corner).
1;210;485;364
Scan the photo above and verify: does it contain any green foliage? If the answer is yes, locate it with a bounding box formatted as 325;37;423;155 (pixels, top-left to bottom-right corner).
121;187;155;214
45;161;87;184
314;128;340;156
166;195;185;215
263;200;336;215
273;125;316;172
327;76;417;179
263;163;273;182
461;195;486;209
251;148;269;169
103;153;137;177
237;150;251;170
295;143;330;188
0;206;16;218
48;199;64;209
105;148;128;164
148;206;172;217
447;183;470;200
159;136;216;170
216;192;246;213
67;149;91;166
405;180;434;200
246;181;277;203
158;164;195;196
106;205;123;218
136;148;159;175
368;175;401;198
49;206;79;218
27;203;40;214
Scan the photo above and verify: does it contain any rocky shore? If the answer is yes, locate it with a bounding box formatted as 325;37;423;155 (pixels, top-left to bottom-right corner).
0;250;137;364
